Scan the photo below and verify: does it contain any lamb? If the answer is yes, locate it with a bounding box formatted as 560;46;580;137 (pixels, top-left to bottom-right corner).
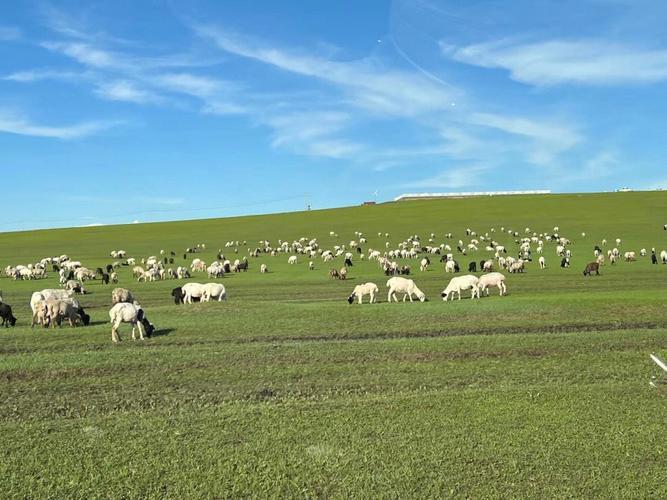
347;282;379;304
468;262;477;273
661;250;667;264
309;261;314;270
445;260;456;273
476;272;507;297
0;302;16;327
201;283;227;302
288;255;298;265
623;251;636;262
329;268;340;279
420;258;429;272
111;288;134;305
260;264;268;273
386;277;426;303
109;302;154;342
441;275;479;301
110;271;119;283
483;260;494;272
338;267;348;280
538;256;546;269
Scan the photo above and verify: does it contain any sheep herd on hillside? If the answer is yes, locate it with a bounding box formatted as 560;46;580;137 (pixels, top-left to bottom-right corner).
1;223;667;342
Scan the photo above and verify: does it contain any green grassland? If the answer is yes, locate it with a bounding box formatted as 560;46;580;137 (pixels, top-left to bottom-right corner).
1;191;666;498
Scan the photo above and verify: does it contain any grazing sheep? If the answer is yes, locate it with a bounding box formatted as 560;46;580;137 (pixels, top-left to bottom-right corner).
583;262;600;276
538;256;546;269
476;272;507;297
46;298;90;327
445;260;456;273
64;280;87;294
386;277;426;303
201;283;226;302
441;275;479;301
288;255;298;265
624;251;636;262
109;302;154;342
181;282;207;304
661;250;667;264
329;268;340;279
483;260;494;272
420;258;429;272
0;302;17;327
339;267;348;280
347;282;379;304
309;261;314;270
110;271;119;283
30;289;78;327
111;288;134;305
260;264;268;273
468;262;477;273
560;257;570;268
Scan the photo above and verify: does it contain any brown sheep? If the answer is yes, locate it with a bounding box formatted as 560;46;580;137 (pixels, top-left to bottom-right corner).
583;262;600;276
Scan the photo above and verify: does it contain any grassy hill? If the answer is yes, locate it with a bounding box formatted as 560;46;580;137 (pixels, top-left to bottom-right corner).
1;191;666;498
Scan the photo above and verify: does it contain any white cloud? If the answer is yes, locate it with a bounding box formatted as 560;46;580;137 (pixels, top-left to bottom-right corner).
403;164;489;189
3;69;87;83
94;80;162;104
156;73;224;98
263;111;362;158
195;25;460;117
0;110;117;139
442;38;667;86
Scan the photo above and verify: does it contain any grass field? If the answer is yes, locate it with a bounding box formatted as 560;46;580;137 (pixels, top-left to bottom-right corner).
1;191;666;498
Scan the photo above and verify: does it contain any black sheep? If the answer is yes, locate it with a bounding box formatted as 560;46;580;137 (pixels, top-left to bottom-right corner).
171;287;184;305
102;273;110;284
468;262;477;272
0;303;17;327
106;264;114;274
344;257;353;267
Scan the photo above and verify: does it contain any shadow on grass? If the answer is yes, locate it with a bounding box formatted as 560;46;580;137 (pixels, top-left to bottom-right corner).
150;328;175;338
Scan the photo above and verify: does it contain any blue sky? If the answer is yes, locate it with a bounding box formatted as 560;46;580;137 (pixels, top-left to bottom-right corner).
1;0;667;231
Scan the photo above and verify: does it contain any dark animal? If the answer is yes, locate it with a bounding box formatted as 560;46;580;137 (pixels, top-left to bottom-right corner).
163;257;168;265
183;254;187;260
171;287;184;305
453;261;460;273
344;257;353;267
170;251;176;256
95;267;104;276
236;260;248;272
468;262;477;272
400;265;411;275
479;260;486;270
652;253;658;265
0;303;17;327
101;273;110;285
456;246;463;253
52;264;60;272
106;264;114;274
594;245;602;253
583;262;600;276
329;268;340;279
561;257;570;268
223;263;231;273
136;308;154;337
356;246;362;254
66;270;74;280
77;307;91;326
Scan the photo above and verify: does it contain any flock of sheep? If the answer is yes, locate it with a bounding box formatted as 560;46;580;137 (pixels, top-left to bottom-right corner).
1;223;665;341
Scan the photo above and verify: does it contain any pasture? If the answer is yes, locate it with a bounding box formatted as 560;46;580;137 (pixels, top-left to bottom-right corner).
1;191;666;498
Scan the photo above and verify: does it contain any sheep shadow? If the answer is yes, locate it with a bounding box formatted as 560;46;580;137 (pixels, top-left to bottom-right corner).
150;328;175;338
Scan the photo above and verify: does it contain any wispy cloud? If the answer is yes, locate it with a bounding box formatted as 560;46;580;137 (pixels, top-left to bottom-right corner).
195;24;461;117
3;69;88;83
94;80;163;104
442;38;667;86
0;26;21;41
263;111;362;158
402;164;490;189
0;110;117;139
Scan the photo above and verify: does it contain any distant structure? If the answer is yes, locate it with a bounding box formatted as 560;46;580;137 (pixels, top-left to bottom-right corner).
394;190;551;201
362;201;376;206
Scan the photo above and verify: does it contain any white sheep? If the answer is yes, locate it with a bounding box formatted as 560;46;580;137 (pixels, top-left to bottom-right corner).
386;277;426;303
288;255;298;265
445;260;456;273
308;261;314;270
419;258;429;272
483;260;494;272
538;256;546;269
201;283;226;302
441;275;479;301
181;282;206;303
260;264;268;273
347;283;379;304
109;302;153;342
30;289;78;327
476;272;507;297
